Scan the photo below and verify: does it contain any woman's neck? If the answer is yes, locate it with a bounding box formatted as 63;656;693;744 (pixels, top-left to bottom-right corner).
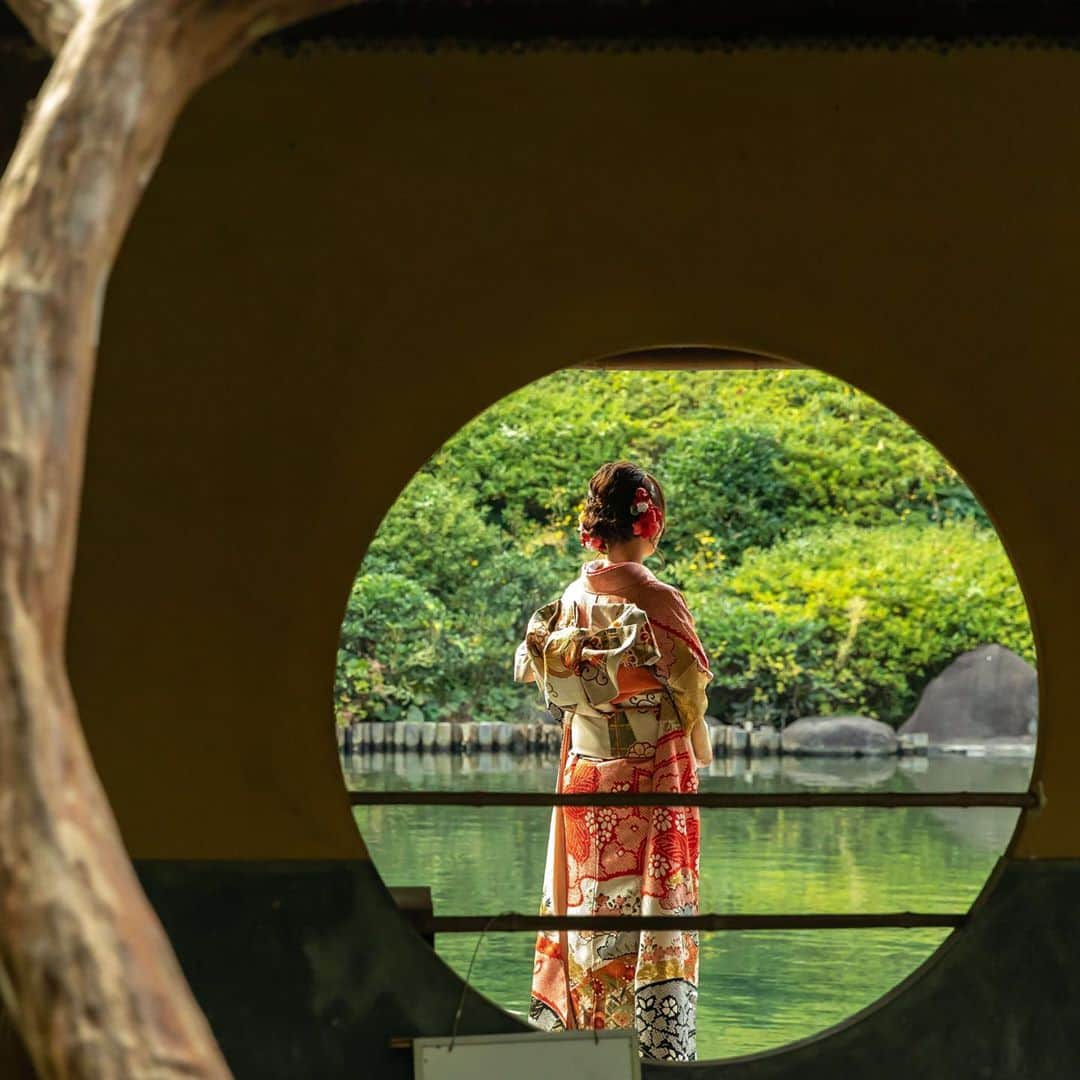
604;537;654;564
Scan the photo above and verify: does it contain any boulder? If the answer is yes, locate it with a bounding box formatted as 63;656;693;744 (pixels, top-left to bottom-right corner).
781;715;898;757
900;644;1037;744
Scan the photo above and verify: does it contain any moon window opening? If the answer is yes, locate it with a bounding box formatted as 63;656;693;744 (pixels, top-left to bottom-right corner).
335;349;1036;1063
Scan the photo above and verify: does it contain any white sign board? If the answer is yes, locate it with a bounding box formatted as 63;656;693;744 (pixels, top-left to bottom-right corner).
413;1030;641;1080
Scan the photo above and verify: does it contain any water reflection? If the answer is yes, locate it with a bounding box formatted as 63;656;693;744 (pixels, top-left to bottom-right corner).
342;747;1030;793
345;751;1032;1060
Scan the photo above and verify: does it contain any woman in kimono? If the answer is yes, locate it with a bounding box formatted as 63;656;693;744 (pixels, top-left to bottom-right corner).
516;461;713;1062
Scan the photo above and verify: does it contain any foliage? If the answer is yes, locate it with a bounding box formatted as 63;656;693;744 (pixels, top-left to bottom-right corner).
338;475;557;724
428;369;719;536
661;424;795;568
686;523;1034;726
336;573;450;722
336;370;1031;726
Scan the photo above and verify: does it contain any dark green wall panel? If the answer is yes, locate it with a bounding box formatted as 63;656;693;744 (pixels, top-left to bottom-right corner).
137;859;1080;1079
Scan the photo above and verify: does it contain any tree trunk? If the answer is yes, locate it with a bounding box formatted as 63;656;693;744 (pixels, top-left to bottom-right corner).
0;0;351;1075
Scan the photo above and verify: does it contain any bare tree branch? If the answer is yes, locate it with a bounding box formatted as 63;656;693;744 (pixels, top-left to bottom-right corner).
0;0;354;1074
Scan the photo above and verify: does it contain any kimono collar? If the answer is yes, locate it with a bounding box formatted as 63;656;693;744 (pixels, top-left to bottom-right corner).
582;559;655;592
580;558;712;677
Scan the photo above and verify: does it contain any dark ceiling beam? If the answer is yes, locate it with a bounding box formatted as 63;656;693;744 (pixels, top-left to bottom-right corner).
577;346;805;371
7;2;1080;48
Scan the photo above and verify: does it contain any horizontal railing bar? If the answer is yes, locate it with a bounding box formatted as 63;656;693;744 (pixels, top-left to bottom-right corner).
424;912;966;932
350;789;1036;809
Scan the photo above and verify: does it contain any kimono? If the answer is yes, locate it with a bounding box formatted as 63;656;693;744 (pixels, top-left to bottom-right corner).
514;559;713;1061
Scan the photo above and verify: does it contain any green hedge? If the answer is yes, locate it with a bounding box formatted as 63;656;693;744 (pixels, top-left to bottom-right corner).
686;523;1034;726
336;474;558;723
336;370;1031;727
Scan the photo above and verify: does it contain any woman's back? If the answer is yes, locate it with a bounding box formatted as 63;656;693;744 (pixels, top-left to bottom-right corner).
557;558;713;764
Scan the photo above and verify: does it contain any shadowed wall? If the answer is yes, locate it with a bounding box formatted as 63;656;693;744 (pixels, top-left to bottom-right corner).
66;43;1079;859
2;35;1078;1077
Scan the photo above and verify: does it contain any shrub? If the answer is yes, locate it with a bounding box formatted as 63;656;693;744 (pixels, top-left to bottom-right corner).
685;522;1034;727
336;572;451;722
345;476;568;722
662;424;795;566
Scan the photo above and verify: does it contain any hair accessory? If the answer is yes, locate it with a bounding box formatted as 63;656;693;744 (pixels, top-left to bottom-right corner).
578;520;605;551
630;485;663;540
631;487;651;515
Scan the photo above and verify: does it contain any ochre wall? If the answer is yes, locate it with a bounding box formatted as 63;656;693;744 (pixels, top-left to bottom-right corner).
60;43;1076;860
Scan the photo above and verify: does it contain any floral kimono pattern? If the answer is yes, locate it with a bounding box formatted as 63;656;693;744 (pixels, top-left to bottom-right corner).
516;560;712;1062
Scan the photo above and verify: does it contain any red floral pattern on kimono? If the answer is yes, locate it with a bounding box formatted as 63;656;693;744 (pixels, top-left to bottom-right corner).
530;723;701;1060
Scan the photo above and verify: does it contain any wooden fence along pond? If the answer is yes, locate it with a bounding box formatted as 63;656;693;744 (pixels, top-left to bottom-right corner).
336;718;931;758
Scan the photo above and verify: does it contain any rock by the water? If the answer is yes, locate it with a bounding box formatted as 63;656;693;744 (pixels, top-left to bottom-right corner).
781;715;898;757
900;644;1037;744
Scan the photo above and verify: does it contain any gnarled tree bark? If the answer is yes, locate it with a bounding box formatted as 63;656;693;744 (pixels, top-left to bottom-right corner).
0;0;352;1075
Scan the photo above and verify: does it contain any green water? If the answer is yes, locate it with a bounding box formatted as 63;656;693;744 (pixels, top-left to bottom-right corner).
344;750;1031;1062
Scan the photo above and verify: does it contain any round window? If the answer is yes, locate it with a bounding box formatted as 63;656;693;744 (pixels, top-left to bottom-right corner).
337;361;1035;1062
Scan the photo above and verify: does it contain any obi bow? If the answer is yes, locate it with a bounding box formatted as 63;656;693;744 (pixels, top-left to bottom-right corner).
514;599;661;720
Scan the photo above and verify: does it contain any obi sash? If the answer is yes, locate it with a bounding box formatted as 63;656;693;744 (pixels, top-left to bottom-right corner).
570;706;660;760
513;598;662;723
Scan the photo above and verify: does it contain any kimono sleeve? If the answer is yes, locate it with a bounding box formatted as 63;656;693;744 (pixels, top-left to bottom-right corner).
648;587;713;766
664;634;714;767
514;638;537;683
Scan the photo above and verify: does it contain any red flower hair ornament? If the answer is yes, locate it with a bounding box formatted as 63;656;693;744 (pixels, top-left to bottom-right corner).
630;486;664;540
578;523;605;551
578;484;664;550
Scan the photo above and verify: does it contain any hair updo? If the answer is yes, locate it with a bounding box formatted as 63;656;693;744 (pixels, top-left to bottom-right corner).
578;460;667;552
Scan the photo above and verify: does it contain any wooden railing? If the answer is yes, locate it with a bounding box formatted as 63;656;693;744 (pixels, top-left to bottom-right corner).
350;790;1037;809
360;786;1040;933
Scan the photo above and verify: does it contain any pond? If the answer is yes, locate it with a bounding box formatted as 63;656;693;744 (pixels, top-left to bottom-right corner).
344;750;1032;1062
